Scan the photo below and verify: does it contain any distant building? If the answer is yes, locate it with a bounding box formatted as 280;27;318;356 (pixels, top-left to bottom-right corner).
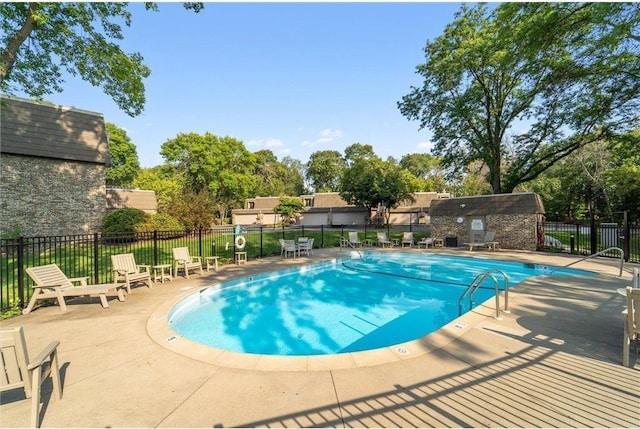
429;192;546;250
106;188;157;214
0;96;111;236
232;192;452;226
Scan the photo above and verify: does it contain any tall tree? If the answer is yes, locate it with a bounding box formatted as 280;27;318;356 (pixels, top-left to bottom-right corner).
251;150;286;197
161;132;256;223
306;150;345;193
273;196;305;226
339;157;418;225
280;156;306;196
399;3;640;194
0;2;202;116
399;153;447;192
344;143;376;166
105;122;141;187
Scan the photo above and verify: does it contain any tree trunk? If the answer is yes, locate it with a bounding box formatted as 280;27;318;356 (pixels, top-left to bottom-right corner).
0;3;39;84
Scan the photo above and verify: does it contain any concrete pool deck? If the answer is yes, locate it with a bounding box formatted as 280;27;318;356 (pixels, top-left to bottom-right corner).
0;248;638;427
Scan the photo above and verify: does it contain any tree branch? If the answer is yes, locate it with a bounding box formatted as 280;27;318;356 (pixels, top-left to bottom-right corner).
0;3;40;83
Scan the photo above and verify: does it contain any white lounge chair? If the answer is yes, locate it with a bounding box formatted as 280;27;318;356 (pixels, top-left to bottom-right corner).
172;247;203;279
417;237;434;248
623;287;640;367
23;264;126;314
348;232;362;247
376;232;392;248
0;326;62;428
401;232;414;248
111;253;153;293
464;231;499;251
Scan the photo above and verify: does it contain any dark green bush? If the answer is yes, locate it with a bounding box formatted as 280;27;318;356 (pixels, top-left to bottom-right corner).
102;208;148;240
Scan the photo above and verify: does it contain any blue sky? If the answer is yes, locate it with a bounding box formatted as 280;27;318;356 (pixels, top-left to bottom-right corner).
43;2;463;168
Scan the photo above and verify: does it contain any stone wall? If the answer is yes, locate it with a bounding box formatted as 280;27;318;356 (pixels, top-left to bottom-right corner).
0;154;106;236
432;213;541;251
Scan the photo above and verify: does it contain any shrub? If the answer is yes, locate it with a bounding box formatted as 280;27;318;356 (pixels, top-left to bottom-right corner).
102;208;148;242
136;213;184;234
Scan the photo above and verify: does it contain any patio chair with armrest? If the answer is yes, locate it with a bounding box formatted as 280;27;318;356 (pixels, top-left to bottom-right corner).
172;247;204;279
348;232;362;247
0;326;62;428
111;253;153;293
376;232;393;248
23;264;126;314
623;287;640;367
401;232;414;248
463;231;499;251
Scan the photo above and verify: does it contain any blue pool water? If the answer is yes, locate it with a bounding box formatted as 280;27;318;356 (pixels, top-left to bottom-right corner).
168;252;592;356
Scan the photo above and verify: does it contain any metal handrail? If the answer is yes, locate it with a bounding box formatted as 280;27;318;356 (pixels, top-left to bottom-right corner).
481;268;510;313
340;236;363;258
458;272;503;320
554;247;625;277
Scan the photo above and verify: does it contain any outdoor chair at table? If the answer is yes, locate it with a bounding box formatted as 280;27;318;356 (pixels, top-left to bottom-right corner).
172;247;204;279
111;253;153;292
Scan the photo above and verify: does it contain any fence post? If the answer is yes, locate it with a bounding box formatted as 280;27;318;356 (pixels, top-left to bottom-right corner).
321;225;324;248
198;228;203;259
623;210;630;262
17;237;24;309
153;230;159;265
590;212;597;255
93;233;99;284
260;226;264;258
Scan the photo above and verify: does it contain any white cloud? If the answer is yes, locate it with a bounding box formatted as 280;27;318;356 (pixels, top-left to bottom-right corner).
247;138;284;149
265;138;283;148
417;140;434;152
319;128;343;139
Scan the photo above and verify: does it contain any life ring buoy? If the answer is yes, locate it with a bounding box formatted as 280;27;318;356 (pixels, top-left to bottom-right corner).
235;235;246;250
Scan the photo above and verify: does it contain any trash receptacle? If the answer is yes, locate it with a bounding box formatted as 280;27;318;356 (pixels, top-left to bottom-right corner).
445;236;458;247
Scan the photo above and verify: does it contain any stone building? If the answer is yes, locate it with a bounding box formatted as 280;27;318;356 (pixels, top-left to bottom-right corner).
0;96;111;236
429;193;546;251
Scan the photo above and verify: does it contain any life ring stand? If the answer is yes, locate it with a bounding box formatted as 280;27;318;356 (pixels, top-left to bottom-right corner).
235;235;246;250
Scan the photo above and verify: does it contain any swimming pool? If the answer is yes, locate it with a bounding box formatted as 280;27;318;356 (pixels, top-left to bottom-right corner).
168;252;591;356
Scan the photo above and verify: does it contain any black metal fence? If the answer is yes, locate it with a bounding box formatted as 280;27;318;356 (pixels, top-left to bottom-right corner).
0;224;429;313
2;221;637;314
541;221;639;262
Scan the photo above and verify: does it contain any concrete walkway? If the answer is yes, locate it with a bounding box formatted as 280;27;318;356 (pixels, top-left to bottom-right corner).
1;248;638;428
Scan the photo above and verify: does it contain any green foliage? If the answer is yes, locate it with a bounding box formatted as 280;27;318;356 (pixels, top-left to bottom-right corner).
306;150;346;192
1;299;21;319
399;3;640;194
132;166;183;213
339;157;419;225
168;190;215;230
136;213;184;232
161;132;256;222
273;197;305;226
1;225;22;239
102;208;148;234
105;122;141;186
0;3;202;116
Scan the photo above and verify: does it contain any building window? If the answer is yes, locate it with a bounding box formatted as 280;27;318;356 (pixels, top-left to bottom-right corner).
304;198;313;207
247;202;255;209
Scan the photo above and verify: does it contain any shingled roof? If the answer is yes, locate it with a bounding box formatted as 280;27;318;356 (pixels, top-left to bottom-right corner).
0;95;110;165
429;192;545;216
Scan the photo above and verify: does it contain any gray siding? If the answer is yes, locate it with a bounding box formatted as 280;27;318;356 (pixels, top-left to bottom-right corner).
0;96;110;165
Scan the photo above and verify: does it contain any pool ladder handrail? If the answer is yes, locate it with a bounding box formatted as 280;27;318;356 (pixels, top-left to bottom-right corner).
551;247;624;277
340;236;363;258
458;269;510;320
